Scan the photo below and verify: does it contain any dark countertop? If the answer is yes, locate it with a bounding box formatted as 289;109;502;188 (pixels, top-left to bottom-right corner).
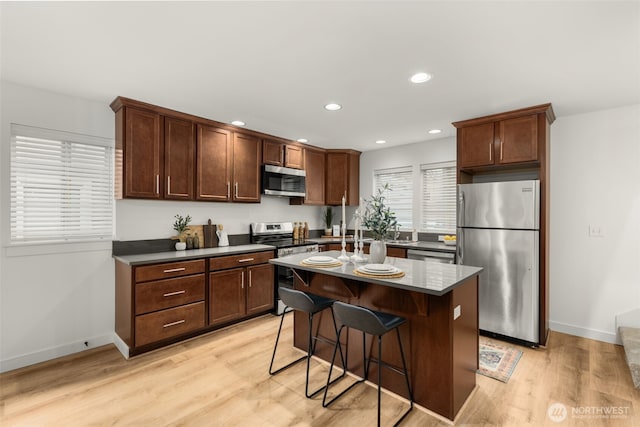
308;237;456;252
113;244;276;266
269;250;481;296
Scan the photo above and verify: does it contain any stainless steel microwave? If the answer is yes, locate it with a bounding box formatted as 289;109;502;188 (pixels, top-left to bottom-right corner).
262;164;306;197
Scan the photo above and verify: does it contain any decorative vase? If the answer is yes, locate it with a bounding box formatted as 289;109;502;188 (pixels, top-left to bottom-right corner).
369;240;387;264
324;228;332;236
175;241;186;251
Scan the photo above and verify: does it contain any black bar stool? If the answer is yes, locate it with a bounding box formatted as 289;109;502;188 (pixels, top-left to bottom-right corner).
323;301;413;426
269;287;346;398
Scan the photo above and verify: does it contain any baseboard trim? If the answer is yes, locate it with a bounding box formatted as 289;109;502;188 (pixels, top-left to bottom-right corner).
113;333;130;359
0;333;114;373
549;320;618;345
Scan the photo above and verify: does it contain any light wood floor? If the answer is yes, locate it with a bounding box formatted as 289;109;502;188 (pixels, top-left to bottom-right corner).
1;314;638;426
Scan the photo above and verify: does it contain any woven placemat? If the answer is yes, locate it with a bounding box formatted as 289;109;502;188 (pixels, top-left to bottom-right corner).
352;269;405;279
300;260;343;268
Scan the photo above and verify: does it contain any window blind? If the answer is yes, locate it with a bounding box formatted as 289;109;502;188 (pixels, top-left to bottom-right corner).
373;166;413;228
10;124;114;244
420;162;456;233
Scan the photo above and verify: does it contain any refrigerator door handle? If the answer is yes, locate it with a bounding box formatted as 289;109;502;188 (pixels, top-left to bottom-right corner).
457;189;465;227
457;228;464;264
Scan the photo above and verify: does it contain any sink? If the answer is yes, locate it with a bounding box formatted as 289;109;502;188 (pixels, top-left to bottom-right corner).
386;240;418;244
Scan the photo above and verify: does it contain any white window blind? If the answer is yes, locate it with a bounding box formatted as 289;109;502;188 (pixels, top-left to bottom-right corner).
421;162;456;233
10;124;114;244
373;166;413;228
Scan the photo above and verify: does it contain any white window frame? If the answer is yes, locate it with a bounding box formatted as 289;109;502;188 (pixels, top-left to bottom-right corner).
373;166;413;229
9;124;115;250
420;161;457;233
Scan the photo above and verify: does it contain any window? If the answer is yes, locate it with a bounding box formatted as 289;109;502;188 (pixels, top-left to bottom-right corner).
373;166;413;228
421;162;456;233
10;124;114;244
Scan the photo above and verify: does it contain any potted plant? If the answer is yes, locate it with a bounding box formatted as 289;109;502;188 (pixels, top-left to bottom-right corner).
362;185;397;263
173;214;191;250
322;206;334;236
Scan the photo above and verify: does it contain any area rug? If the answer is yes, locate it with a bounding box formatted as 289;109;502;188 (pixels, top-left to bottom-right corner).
478;339;523;383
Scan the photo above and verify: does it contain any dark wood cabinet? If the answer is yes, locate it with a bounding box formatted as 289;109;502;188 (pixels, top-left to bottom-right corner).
325;149;361;206
209;268;245;326
120;107;162;199
457;122;494;168
196;124;232;201
246;263;275;315
291;146;326;205
164;116;195;200
263;139;304;169
497;115;538;164
233;133;262;202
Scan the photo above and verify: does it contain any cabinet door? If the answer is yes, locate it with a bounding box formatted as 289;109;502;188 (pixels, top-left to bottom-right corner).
497;115;538;164
124;107;162;199
246;264;274;315
262;139;283;166
196;124;232;201
232;132;261;202
164;116;195;200
209;268;245;326
458;122;495;168
302;147;325;205
284;145;304;169
325;152;348;205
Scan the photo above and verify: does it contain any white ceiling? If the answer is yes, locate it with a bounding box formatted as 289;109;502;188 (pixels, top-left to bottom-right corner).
1;1;639;152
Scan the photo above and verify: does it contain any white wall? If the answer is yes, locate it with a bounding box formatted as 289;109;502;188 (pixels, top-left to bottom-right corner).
549;104;640;343
0;81;324;372
360;105;640;344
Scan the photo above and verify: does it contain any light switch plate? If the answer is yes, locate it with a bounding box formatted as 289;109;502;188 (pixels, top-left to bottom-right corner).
453;305;461;320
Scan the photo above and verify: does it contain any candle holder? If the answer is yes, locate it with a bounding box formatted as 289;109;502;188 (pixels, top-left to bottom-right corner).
337;224;350;262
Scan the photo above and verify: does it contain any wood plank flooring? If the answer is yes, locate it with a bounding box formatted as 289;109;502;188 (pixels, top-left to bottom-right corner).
1;314;638;426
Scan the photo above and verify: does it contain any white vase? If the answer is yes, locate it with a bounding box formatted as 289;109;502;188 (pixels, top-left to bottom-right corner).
175;241;186;251
369;240;387;264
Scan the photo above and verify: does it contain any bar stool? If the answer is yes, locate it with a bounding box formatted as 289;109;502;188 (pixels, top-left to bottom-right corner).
322;301;413;426
269;287;346;398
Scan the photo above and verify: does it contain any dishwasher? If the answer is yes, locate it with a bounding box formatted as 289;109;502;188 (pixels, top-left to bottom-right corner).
407;249;456;264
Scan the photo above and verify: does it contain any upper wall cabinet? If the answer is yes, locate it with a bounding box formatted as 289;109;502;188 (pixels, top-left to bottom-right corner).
325;149;360;206
291;146;326;206
262;139;304;169
233;132;262;202
164;116;195;200
453;104;555;171
196;124;232;202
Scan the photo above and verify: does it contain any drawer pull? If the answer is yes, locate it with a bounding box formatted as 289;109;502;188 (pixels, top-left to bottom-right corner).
163;267;186;273
163;319;186;328
163;290;186;297
238;258;254;263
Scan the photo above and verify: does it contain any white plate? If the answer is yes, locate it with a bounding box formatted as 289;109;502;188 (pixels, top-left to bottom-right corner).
358;266;401;275
363;263;395;272
306;256;334;263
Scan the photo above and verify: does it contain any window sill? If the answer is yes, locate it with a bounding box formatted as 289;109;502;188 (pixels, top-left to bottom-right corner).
5;240;112;257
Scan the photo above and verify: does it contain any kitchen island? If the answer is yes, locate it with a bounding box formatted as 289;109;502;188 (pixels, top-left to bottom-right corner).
269;251;482;421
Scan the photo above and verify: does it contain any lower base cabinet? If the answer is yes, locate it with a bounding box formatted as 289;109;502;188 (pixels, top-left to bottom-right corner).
135;301;205;347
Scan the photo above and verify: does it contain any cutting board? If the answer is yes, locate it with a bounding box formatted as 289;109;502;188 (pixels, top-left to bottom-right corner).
203;220;217;248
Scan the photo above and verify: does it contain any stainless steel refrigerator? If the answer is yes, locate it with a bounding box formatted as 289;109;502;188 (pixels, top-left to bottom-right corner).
457;180;540;344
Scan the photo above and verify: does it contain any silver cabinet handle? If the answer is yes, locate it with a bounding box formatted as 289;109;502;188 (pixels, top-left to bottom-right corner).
238;258;254;263
249;270;252;288
163;290;186;297
241;271;244;289
163;267;186;273
281;145;285;165
499;139;503;160
163;320;185;328
489;143;492;162
227;182;230;199
235;182;238;198
156;174;160;194
167;176;171;194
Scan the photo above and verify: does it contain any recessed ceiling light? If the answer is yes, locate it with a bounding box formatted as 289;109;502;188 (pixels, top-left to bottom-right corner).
324;103;342;111
231;120;245;126
428;129;442;134
297;138;308;143
410;72;432;83
375;140;387;144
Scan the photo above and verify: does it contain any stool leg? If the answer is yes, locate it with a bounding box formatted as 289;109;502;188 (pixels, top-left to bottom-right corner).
377;334;382;427
394;327;413;426
269;308;306;376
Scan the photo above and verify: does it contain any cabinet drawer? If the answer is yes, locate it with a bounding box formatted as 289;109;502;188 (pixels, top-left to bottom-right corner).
209;251;274;270
135;259;205;282
135;274;205;315
135;301;205;347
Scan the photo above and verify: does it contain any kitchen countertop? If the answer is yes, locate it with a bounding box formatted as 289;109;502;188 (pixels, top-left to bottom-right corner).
113;244;275;266
269;250;481;296
308;237;456;252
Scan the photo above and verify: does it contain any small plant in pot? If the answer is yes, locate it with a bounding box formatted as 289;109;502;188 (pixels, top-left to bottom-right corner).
362;185;397;263
322;207;334;236
173;214;191;250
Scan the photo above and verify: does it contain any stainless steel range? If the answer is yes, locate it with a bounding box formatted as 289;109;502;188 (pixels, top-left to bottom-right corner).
250;222;318;314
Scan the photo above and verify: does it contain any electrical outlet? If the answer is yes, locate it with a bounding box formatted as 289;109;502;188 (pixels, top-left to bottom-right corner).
589;225;605;237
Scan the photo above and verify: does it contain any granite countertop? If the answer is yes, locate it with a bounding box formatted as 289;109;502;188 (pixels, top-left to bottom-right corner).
113;244;276;266
308;237;456;252
269;250;481;296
